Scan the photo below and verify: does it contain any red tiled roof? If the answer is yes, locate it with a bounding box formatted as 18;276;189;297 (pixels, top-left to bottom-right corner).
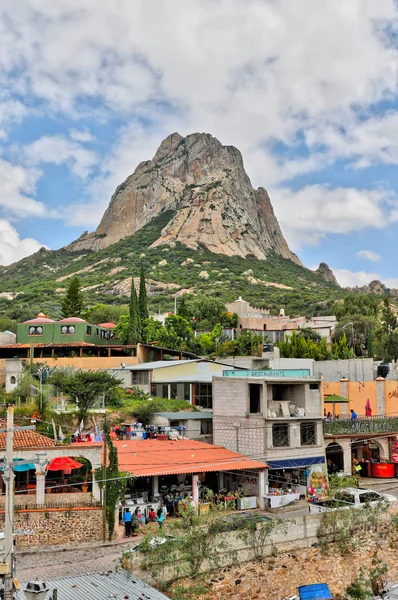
98;322;116;329
0;428;55;449
58;317;87;323
22;317;55;324
113;439;267;477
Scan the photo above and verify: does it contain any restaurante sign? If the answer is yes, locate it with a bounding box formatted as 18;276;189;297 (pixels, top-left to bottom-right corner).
223;369;311;378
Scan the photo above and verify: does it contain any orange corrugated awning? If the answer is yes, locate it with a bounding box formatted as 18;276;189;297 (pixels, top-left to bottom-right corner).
113;439;268;477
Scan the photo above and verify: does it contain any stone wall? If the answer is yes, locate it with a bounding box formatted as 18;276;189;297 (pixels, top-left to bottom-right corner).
0;492;95;509
0;507;102;548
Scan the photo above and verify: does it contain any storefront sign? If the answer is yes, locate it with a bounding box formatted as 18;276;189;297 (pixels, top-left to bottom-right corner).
223;369;311;378
14;529;35;536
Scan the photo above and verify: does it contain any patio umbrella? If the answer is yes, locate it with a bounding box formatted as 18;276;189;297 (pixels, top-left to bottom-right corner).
365;399;372;417
0;458;36;472
324;394;349;417
47;457;83;471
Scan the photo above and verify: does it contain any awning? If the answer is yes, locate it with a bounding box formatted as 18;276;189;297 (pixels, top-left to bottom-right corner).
324;394;349;403
267;456;325;469
47;457;83;471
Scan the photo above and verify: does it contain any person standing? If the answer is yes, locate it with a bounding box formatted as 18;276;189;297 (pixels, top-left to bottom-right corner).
123;508;132;537
162;504;168;521
157;507;164;530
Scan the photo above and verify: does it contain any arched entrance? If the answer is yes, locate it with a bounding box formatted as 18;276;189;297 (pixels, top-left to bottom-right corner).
326;442;343;473
351;438;381;464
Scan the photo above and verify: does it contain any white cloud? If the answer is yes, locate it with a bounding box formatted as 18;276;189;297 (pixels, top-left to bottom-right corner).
0;0;398;243
69;129;94;143
24;135;98;179
0;159;46;217
333;268;398;289
0;1;397;179
0;220;44;266
270;185;398;250
356;249;381;262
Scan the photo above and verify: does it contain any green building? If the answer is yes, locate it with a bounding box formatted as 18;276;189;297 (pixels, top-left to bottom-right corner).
16;314;120;346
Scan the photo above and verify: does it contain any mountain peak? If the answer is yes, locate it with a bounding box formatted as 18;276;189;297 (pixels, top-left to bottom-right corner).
68;132;301;265
315;262;338;286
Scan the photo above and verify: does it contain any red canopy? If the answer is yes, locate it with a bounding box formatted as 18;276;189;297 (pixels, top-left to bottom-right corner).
47;457;84;471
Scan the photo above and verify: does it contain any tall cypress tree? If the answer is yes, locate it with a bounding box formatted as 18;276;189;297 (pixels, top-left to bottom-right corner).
128;279;141;344
61;276;85;317
138;262;149;322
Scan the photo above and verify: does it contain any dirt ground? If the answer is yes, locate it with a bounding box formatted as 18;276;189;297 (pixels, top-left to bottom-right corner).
179;527;398;600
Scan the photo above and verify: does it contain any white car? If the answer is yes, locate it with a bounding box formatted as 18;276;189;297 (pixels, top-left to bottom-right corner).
309;487;397;514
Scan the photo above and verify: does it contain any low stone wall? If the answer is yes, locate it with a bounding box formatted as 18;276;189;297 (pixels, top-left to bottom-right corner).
0;507;102;548
0;492;94;509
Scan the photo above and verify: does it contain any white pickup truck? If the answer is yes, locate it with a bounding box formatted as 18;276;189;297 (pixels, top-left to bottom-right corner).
309;487;397;514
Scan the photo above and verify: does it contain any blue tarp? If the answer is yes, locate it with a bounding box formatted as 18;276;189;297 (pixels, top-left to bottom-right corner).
267;456;325;469
299;584;333;599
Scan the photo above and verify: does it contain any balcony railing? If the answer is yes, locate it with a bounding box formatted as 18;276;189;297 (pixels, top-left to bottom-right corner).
324;416;398;435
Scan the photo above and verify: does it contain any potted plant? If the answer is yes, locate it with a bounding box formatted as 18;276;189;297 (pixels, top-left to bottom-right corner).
82;480;88;493
199;487;213;514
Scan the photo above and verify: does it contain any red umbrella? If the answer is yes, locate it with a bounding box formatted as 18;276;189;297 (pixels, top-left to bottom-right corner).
47;457;84;471
365;399;372;417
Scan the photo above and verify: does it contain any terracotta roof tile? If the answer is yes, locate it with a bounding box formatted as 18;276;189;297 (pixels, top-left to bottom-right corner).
0;428;55;449
113;439;267;477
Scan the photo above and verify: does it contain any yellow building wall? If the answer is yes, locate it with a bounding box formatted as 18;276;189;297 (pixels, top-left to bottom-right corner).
385;381;398;417
32;356;140;370
322;381;342;415
153;360;222;381
348;381;377;416
153;362;199;381
322;381;377;416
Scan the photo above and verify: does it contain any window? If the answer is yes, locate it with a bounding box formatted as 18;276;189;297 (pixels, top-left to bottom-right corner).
201;420;213;435
184;383;191;402
86;326;92;335
29;326;43;335
272;423;289;447
10;376;16;384
170;383;178;399
359;492;381;504
249;383;262;413
309;383;319;390
61;325;75;335
335;491;355;504
131;371;149;386
300;422;317;446
195;383;212;409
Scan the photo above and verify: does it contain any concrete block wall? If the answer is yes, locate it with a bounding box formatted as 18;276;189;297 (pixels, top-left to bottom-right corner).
213;417;265;455
314;358;374;382
213;377;248;417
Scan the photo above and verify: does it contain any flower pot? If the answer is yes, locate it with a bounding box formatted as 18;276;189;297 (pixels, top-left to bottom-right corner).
82;484;88;493
199;502;210;514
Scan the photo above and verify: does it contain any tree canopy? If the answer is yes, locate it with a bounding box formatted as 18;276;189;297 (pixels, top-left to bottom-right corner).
49;369;121;417
60;277;85;318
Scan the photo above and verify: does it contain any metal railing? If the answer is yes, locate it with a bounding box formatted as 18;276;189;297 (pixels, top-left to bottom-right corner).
324;416;398;435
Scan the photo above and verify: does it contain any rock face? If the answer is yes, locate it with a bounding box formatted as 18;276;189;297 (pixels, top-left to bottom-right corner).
315;262;338;286
68;132;301;264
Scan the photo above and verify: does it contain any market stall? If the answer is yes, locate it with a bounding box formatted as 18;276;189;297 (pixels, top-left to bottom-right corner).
264;490;300;509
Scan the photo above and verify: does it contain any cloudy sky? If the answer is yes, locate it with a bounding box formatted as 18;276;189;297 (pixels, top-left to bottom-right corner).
1;1;398;287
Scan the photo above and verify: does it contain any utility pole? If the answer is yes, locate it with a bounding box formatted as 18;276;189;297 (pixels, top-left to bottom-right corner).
3;405;15;600
102;418;107;543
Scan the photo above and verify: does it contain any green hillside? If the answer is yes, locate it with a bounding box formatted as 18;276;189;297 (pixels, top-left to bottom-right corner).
0;210;346;323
